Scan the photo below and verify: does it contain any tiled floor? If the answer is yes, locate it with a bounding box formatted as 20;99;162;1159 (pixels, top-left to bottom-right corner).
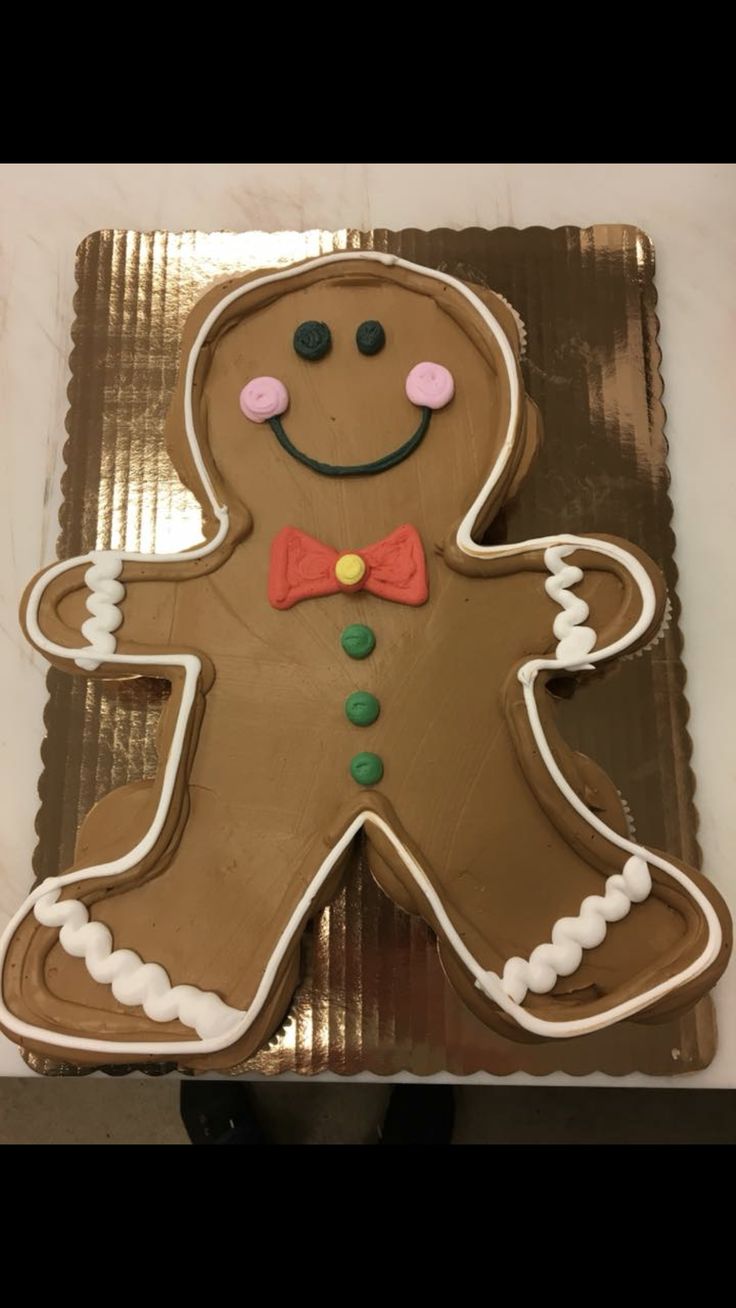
1;1078;735;1145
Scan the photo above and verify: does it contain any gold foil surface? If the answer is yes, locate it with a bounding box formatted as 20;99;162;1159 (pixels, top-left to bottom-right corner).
24;227;715;1078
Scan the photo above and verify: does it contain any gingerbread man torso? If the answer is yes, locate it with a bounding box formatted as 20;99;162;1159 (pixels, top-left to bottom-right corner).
0;253;730;1069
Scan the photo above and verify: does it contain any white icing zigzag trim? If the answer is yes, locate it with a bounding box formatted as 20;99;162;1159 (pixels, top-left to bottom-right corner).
544;544;597;666
34;888;242;1039
500;856;652;1004
75;552;125;671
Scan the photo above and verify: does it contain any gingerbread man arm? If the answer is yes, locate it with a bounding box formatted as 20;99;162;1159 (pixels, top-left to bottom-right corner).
542;533;668;666
23;264;254;675
434;525;730;1036
21;555;141;675
443;526;669;857
19;507;249;676
444;528;668;667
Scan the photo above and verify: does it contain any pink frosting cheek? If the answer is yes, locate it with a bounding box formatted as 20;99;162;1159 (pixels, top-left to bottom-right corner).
239;376;290;423
405;362;455;410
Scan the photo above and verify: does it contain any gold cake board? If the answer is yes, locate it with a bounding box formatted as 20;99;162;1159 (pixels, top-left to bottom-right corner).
25;227;714;1077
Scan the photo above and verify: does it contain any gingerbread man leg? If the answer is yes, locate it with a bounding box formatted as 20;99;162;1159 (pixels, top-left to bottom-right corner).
2;636;381;1069
1;786;357;1070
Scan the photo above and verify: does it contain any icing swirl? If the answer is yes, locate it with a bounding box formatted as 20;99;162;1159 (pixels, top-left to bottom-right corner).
405;361;455;410
293;320;331;361
240;376;289;423
33;888;242;1039
544;544;597;666
356;320;386;355
501;856;653;1004
74;552;125;672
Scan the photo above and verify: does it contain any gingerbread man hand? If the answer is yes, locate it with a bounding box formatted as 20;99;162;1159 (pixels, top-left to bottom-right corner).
1;253;731;1071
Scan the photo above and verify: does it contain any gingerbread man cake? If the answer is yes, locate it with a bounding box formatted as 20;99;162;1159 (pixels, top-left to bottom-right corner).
0;252;731;1071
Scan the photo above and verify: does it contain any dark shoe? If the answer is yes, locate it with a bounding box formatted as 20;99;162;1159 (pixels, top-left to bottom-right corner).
378;1085;455;1145
180;1080;270;1145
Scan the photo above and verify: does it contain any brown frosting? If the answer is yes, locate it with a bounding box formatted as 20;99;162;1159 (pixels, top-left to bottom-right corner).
2;256;731;1070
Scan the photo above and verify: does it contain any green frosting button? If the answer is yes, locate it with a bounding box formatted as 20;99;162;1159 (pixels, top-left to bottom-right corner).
350;752;384;786
345;691;380;726
340;623;376;660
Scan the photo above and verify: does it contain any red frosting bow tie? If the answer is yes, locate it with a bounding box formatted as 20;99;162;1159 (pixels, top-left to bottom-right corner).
269;524;428;610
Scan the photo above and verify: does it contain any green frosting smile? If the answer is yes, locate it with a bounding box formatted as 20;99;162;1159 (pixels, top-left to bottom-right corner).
268;407;431;478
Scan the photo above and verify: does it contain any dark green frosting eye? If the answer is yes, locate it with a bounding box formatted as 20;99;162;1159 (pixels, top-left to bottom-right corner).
294;320;331;361
356;320;385;356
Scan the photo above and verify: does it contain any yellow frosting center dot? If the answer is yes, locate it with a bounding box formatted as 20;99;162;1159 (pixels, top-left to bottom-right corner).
335;553;366;586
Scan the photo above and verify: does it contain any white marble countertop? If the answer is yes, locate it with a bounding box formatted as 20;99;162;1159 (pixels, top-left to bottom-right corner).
1;163;734;1084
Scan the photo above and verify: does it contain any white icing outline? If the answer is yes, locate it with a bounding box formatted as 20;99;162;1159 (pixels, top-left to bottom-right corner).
0;252;724;1056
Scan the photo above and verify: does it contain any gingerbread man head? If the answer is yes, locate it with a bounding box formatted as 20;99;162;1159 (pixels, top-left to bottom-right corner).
163;253;540;560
